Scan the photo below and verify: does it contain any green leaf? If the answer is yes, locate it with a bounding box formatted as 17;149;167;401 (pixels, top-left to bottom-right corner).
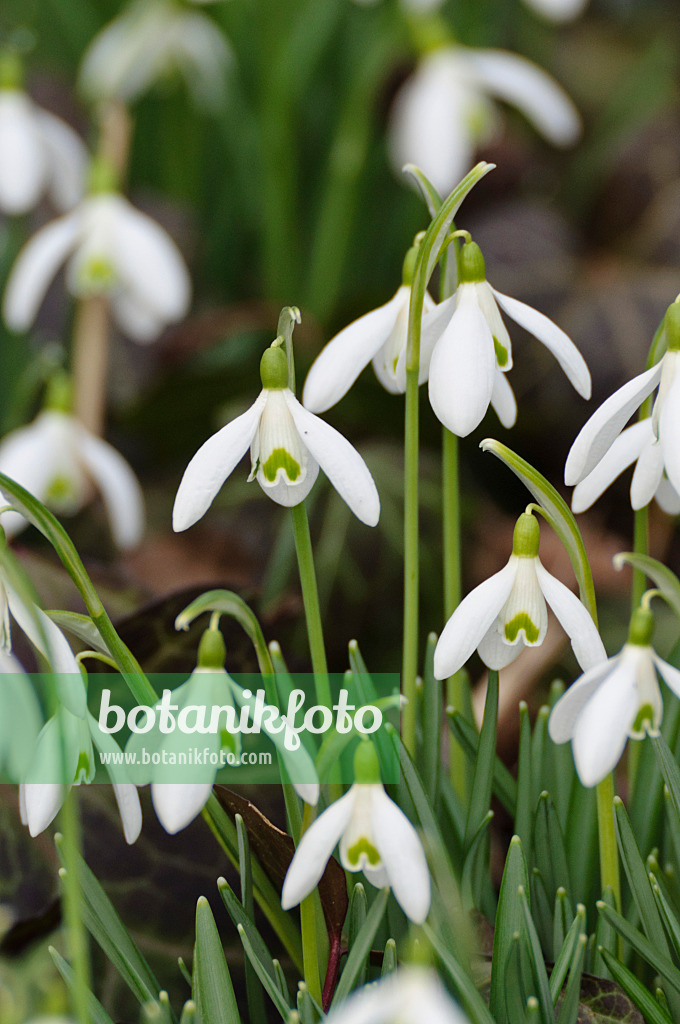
236;924;291;1021
193;896;241;1024
347;882;369;988
556;934;587;1024
552;889;574;962
519;886;554;1024
613;797;668;954
515;703;533;860
423;923;496;1024
578;971;647;1024
598;950;672;1024
490;836;531;1024
550;903;586;1004
596;900;680;996
402;163;442;218
47;610;113;656
175;590;274;678
464;670;498;851
49;946;115;1024
613;553;680;621
446;709;517;815
331;888;389;1006
462;811;494;913
382;938;397;976
479;441;597;622
420;632;441;806
534;792;571;909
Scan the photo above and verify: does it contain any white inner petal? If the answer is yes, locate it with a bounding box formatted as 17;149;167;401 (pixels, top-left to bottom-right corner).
250;390;309;489
338;786;383;873
497;555;547;647
475;281;513;370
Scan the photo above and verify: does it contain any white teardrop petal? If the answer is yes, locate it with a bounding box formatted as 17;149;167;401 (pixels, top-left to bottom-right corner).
570;420;651;513
534;561;607;670
281;790;356;909
3;212;81;332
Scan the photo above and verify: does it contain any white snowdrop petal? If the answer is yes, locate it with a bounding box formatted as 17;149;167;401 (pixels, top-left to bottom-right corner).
112;198;191;323
0;93;45;214
534;561;606;670
256;456;320;508
3;213;80;332
462;49;581;147
427;286;496;437
302;288;408;412
388;52;476;195
152;782;214;834
570;420;652;513
75;428;145;549
630;437;664;510
522;0;588;23
284;393;380;526
173;392;267;531
112;783;143;844
35;110;87;210
173;12;231;107
477;623;525;670
433;561;517;679
23;782;68;836
281;790;356;909
564;363;664;485
655;477;680;515
571;661;639;787
492;288;590;398
490;369;517;429
372;788;431;923
111;289;166;343
659;365;680;497
475;282;513;371
548;659;615;744
654;656;680;700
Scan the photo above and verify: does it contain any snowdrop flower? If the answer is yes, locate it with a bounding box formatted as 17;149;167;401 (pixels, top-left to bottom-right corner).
79;0;230;109
282;740;430;923
303;241;436;413
549;604;680;786
132;626;319;834
434;511;606;679
0;649;42;782
0;53;87;215
323;967;470;1024
174;343;380;529
389;45;580;195
423;240;591;436
0;376;144;549
3;166;191;343
523;0;588;22
566;303;680;510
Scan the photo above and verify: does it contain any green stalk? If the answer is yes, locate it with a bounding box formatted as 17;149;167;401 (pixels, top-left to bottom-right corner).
402;366;420;756
596;774;621;910
291;502;331;709
443;426;468;795
299;803;324;1005
58;794;91;1024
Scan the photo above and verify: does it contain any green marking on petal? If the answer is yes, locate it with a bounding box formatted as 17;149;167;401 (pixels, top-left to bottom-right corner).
633;703;655;734
493;336;508;368
79;256;116;291
75;748;91;783
346;837;381;867
262;448;300;483
504;613;540;644
46;475;75;503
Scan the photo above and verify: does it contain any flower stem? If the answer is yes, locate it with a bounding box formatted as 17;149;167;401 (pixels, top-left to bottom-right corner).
72;295;110;435
442;426;468;796
596;774;621;910
299;803;324;1005
291;502;331;708
58;792;91;1024
402;366;420;756
632;505;649;611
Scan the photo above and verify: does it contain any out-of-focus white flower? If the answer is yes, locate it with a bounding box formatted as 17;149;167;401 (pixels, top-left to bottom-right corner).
79;0;230;109
132;626;319;834
523;0;588;23
0;382;144;549
173;343;380;529
282;741;430;923
302;256;436;412
434;512;606;679
389;46;580;195
0;52;87;215
3;180;191;343
0;649;42;781
549;605;680;786
323;967;470;1024
566;303;680;512
423;240;590;436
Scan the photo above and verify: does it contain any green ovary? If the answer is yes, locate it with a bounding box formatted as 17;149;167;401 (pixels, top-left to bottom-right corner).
346;837;381;867
261;447;301;483
493;336;509;367
504;613;540;644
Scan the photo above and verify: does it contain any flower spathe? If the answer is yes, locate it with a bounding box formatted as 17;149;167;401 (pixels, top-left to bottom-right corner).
549;605;680;787
433;512;606;679
281;741;431;924
79;0;231;109
173;344;380;530
0;85;87;215
566;303;680;510
423;241;591;437
388;46;580;195
323;967;470;1024
3;188;191;343
0;402;144;550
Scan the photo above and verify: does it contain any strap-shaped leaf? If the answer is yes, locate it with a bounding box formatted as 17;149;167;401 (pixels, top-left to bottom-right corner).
237;924;291;1021
423;922;496;1024
479;441;597;622
490;836;530;1024
446;709;517;814
596;900;680;996
402;164;443;218
193;896;241;1024
49;946;115;1024
330;888;389;1007
599;947;673;1024
613;552;680;621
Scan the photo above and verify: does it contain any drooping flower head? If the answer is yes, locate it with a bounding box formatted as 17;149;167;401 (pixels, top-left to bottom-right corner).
0;373;144;549
549;602;680;787
3;157;191;343
567;301;680;514
389;44;580;195
282;740;431;923
303;235;436;413
323;966;471;1024
434;510;605;679
0;50;87;215
174;341;381;530
423;239;591;437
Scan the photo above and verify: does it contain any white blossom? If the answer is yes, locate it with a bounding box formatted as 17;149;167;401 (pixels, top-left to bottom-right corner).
323;968;470;1024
